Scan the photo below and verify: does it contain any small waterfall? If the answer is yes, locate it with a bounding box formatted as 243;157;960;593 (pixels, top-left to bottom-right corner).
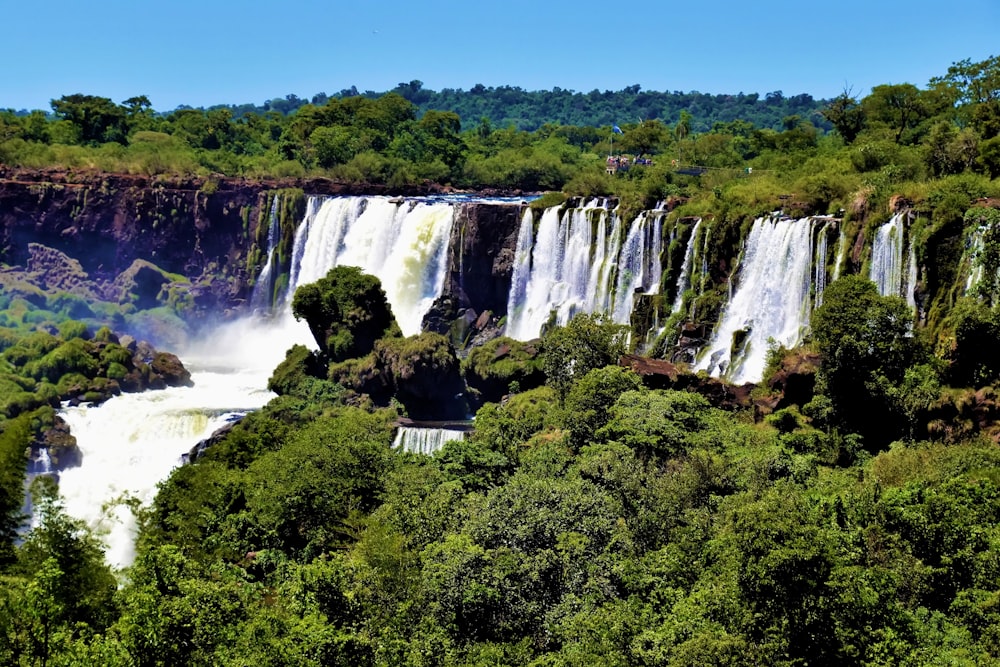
870;213;910;300
505;201;665;340
22;448;55;531
393;426;467;455
696;216;818;384
965;226;985;295
250;196;281;312
285;196;455;336
671;219;702;315
907;241;918;310
612;211;665;323
832;228;847;282
813;220;833;309
699;223;713;292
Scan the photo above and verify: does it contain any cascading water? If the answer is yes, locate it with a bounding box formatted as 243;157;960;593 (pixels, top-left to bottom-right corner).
964;225;989;296
813;219;833;309
671;219;702;315
832;228;847;282
870;212;916;306
285;196;455;336
611;210;665;323
57;317;313;569
696;216;820;384
393;426;468;455
504;200;664;340
249;195;281;312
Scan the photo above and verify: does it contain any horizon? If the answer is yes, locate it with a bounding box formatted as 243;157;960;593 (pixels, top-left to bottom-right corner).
4;0;999;114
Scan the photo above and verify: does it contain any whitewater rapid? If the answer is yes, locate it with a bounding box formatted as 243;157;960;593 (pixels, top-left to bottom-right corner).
57;317;313;570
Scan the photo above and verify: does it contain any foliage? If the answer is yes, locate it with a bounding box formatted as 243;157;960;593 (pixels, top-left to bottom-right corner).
291;266;398;362
0;416;29;566
811;275;922;444
540;313;628;399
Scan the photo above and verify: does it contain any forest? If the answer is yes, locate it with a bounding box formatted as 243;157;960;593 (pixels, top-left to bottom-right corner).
1;54;1000;664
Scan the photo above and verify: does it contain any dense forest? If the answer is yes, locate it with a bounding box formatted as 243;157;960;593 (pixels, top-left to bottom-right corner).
2;54;1000;664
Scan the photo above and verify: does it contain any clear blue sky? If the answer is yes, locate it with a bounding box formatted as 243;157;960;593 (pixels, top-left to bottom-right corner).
4;0;999;113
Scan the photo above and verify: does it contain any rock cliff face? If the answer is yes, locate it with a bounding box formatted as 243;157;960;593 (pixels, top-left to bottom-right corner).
0;171;264;315
423;202;526;343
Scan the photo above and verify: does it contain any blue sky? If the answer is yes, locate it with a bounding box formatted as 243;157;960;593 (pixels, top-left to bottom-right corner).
4;0;999;113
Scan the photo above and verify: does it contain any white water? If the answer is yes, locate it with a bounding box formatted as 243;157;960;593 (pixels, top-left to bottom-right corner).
832;228;847;283
249;196;281;312
393;426;467;455
813;220;833;309
696;217;818;384
285;196;455;336
612;210;665;323
870;212;916;306
964;225;987;295
57;317;313;570
671;219;702;315
505;201;665;340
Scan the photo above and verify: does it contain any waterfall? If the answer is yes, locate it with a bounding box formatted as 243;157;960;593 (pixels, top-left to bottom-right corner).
964;225;987;295
699;223;713;293
907;241;918;310
671;219;702;315
696;217;818;384
249;195;281;312
832;228;847;283
612;210;665;323
57;317;313;569
285;196;455;336
22;448;54;531
813;220;832;309
870;213;910;300
505;201;665;340
393;426;468;455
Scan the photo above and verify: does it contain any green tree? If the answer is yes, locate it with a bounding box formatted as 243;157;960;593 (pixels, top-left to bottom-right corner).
618;119;669;158
291;266;398;362
50;94;128;145
862;83;938;144
811;275;920;444
0;416;28;566
540;314;628;400
821;91;866;143
930;54;1000;138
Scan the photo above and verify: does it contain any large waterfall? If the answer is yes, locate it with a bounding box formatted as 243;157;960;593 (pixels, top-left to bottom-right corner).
870;212;917;307
697;216;827;384
283;196;457;336
505;200;666;340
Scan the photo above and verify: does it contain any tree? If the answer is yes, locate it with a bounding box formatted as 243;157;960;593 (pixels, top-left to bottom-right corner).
540;314;628;400
291;266;398;362
930;54;1000;138
811;275;920;444
618;119;668;158
862;84;936;144
0;416;29;566
822;91;866;143
50;94;128;145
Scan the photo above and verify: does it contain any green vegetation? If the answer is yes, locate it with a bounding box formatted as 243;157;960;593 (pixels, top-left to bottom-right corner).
6;299;1000;664
5;53;1000;665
